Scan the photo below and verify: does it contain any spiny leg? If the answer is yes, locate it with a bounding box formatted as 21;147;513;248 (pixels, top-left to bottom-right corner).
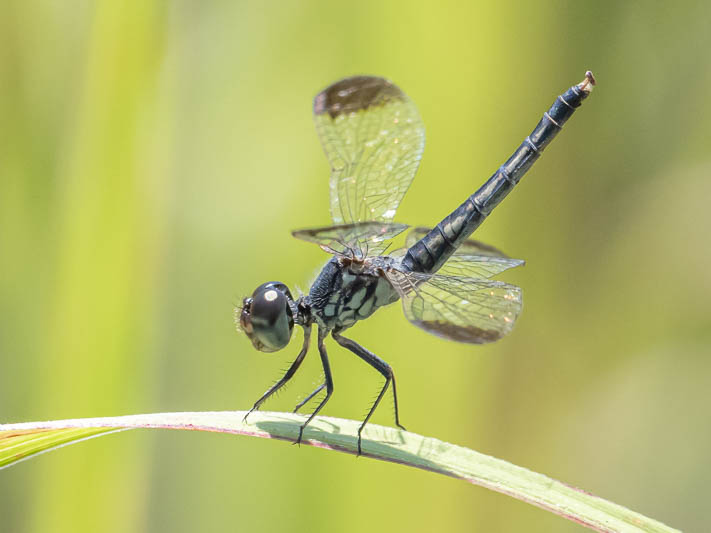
243;325;311;422
296;327;334;445
332;330;405;456
390;373;404;430
293;383;326;413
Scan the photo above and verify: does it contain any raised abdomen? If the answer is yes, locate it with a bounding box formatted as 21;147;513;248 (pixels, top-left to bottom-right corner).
402;72;595;275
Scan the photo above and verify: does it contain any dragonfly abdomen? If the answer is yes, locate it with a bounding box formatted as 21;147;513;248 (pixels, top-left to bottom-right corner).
401;72;595;275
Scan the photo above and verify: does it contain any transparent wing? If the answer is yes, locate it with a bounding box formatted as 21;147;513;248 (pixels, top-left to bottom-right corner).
437;255;524;279
404;226;525;278
292;222;409;259
313;76;425;225
386;268;522;344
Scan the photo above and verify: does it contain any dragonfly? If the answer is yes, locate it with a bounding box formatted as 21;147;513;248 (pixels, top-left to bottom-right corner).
238;71;595;454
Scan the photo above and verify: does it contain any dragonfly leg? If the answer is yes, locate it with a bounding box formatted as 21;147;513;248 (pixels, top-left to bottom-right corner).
293;383;326;413
243;325;311;423
296;327;334;445
332;330;406;456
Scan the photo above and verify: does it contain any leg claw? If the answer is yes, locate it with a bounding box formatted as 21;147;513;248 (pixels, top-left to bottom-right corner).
242;408;256;424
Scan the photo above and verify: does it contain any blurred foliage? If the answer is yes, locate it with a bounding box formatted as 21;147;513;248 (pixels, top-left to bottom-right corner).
1;1;709;532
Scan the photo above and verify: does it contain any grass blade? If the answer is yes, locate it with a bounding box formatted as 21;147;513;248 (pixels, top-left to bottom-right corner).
0;411;678;533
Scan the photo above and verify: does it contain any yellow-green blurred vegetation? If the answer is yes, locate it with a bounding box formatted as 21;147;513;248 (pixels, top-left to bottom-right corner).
1;1;710;532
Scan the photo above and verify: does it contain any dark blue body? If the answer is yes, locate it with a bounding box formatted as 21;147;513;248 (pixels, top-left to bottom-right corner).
401;81;591;275
306;256;399;330
243;73;595;455
306;79;592;333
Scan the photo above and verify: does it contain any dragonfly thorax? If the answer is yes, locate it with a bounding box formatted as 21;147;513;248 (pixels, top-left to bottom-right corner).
306;256;400;330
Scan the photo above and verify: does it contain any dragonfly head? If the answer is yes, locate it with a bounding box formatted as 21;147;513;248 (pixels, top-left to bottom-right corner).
238;281;295;352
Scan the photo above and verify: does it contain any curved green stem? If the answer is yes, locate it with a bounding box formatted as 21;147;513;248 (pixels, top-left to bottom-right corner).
0;411;678;533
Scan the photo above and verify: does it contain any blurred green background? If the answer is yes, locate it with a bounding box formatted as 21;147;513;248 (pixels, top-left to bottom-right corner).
2;1;710;531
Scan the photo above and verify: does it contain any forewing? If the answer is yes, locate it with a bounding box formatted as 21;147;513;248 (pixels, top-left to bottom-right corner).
313;76;425;225
387;269;522;344
292;222;409;258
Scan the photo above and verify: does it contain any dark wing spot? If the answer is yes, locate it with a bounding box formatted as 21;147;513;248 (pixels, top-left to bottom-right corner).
314;76;405;119
413;320;502;344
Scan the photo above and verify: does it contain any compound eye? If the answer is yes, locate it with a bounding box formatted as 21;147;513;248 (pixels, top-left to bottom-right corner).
249;282;294;352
